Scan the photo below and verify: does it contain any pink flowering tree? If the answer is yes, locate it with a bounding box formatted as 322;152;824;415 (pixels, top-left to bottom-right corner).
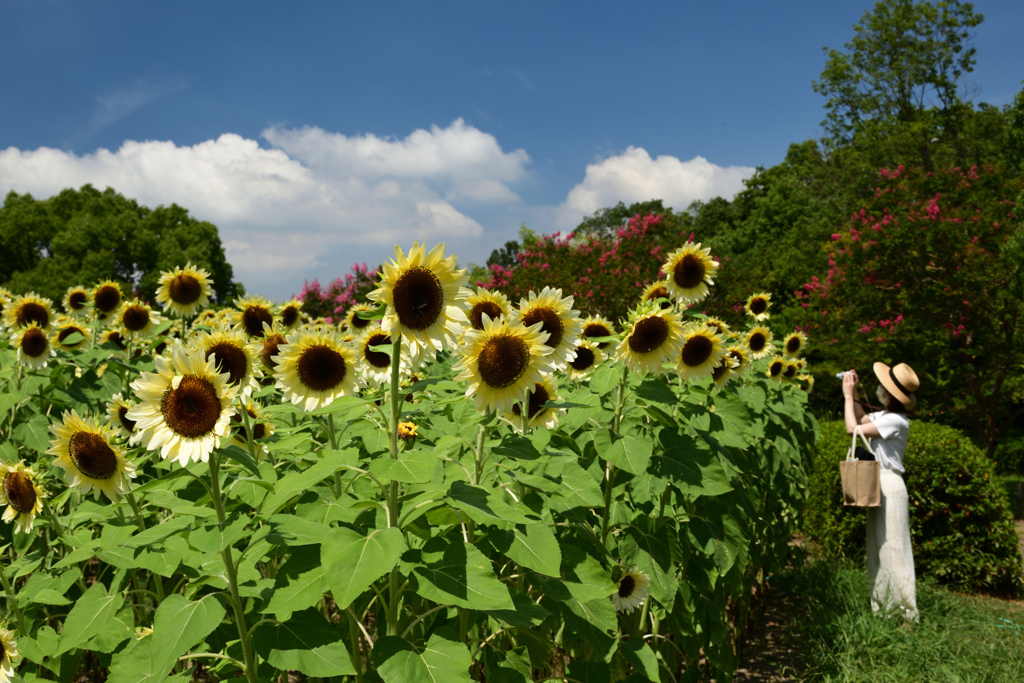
297;262;379;323
800;164;1024;456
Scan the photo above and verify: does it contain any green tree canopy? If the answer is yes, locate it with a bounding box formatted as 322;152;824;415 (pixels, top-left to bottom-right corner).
0;185;243;307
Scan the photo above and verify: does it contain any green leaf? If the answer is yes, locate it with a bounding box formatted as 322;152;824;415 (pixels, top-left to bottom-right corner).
485;589;551;628
636;377;678;405
562;548;617;603
657;430;732;497
322;526;405;609
411;539;514;610
55;583;124;655
371;450;436;484
265;545;328;620
263;449;358;513
447;481;530;525
149;594;227;677
356;304;386;320
567;660;611;683
492;434;542;460
267;514;330;546
135;535;188;577
188;513;249;554
555;461;604;508
122;516;194;548
222;444;262;477
504;522;561;577
621;640;660;682
253;608;356;677
598;431;651;475
374;632;472;683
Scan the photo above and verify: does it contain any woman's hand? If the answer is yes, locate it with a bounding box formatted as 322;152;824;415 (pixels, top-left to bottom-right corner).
842;370;859;399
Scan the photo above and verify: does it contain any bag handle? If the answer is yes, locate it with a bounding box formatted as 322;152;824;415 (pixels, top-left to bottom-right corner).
847;425;875;460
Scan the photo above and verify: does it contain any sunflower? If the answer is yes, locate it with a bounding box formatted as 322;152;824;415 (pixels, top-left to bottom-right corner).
581;315;617;349
641;281;675;310
4;293;53;330
616;303;685;376
466;287;513;330
783;360;801;380
0;288;10;320
278;299;303;330
229;395;275;456
118;299;161;336
453;313;555;414
11;323;54;369
797;373;815;393
100;329;128;354
711;354;740;389
744;326;774;360
48;411;137;501
233;295;275;338
368;241;471;354
676;323;727;381
356;330;408;386
565;338;606;381
397;421;418;441
0;461;45;533
507;376;562;431
744;292;772;321
767;356;786;381
0;623;19;683
612;567;650;613
257;327;288;372
106;393;137;440
127;342;238;465
703;316;730;337
274;328;359;412
52;316;90;351
63;285;90;317
725;345;751;376
156;262;213;318
782;331;808;358
91;280;123;316
343;303;379;334
661;242;718;304
517;287;583;370
196;308;221;327
194;329;262;395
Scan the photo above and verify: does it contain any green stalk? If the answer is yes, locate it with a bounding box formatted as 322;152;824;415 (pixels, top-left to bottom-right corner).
0;559;25;632
386;333;403;637
126;491;165;602
327;412;343;498
347;608;364;683
601;366;630;545
208;454;260;683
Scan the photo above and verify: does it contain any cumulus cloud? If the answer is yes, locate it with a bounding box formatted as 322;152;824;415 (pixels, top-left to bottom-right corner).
556;146;755;226
0;120;530;295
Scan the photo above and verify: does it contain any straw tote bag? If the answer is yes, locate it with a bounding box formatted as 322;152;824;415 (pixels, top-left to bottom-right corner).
839;426;881;507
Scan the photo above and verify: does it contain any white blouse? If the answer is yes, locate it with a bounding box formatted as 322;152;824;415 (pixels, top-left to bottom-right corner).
868;410;910;474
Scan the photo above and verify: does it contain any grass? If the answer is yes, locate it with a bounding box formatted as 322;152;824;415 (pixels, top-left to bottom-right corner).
768;556;1024;682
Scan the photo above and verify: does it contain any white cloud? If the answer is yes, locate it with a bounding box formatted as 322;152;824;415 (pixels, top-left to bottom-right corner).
91;76;189;130
556;146;755;226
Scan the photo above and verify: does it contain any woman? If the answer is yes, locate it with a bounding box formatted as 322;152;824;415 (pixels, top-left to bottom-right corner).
842;362;921;622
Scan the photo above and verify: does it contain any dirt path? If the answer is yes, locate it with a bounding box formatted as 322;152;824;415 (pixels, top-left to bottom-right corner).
732;580;804;682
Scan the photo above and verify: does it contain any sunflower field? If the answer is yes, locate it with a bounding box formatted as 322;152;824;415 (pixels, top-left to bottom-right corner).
0;242;816;683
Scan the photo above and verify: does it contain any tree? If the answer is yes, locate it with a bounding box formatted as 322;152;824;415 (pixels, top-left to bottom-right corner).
0;185;242;306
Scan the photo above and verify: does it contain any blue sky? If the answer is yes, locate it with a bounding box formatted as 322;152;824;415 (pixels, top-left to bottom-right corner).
2;0;1022;300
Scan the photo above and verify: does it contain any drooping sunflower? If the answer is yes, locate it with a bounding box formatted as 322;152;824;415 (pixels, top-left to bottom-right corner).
616;303;685;376
0;461;45;533
194;328;262;395
106;392;137;440
273;328;359;412
48;411;137;501
453;313;555;415
233;295;275;338
91;280;123;316
4;293;53;330
581;315;616;350
676;323;727;381
767;356;786;381
118;299;161;337
343;303;379;334
0;623;20;683
517;287;583;370
661;242;718;304
612;567;650;613
368;241;471;354
783;360;800;380
127;342;238;465
466;287;513;330
507;376;562;431
565;338;606;381
156;262;213;318
797;373;815;393
12;323;54;369
356;330;408;386
257;327;288;372
229;395;275;457
745;292;772;321
744;326;774;360
52;316;90;351
725;345;751;376
641;281;675;310
100;329;128;353
278;299;303;330
703;316;731;337
711;354;740;389
782;330;808;358
63;285;90;317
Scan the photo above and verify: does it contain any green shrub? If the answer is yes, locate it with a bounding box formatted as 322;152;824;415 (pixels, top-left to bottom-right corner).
803;420;1024;597
1000;475;1024;520
993;432;1024;475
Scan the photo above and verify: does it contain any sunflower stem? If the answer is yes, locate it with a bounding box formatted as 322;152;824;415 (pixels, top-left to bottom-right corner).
208;453;260;683
347;607;365;683
238;398;260;462
601;365;630;546
326;413;343;498
126;491;165;602
386;333;403;637
0;557;25;632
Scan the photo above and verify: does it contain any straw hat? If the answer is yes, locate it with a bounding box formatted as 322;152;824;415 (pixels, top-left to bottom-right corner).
873;361;919;410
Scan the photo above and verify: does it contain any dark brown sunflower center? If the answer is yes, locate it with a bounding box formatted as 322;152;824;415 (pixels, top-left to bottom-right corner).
261;334;285;368
68;431;119;480
583;323;612;349
118;406;136;434
712;360;731;382
93;285;121;313
786;337;801;354
748;332;767;352
570;346;595;371
783;364;798;379
645;286;672;309
4;471;37;513
728;350;744;366
628;316;669;354
618;575;636;598
297;344;347;391
232;409;266;441
169;274;203;305
521;306;564;349
363;333;393;369
57;326;86;345
350;310;371;329
477;334;530;389
470;301;503;330
392;267;444;331
512;383;550;419
242;306;273;337
205;342;248;386
68;291;88;310
122;305;151;332
281;305;299;327
681;335;713;368
750;297;768;315
20;327;48;357
769;361;784;377
673;254;705;289
161;375;222;438
17;302;49;328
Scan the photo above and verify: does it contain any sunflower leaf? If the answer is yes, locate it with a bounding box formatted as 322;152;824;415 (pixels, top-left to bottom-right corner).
321;526;405;610
221;445;261;477
253;609;356;677
374;632;473;683
356;305;386;320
